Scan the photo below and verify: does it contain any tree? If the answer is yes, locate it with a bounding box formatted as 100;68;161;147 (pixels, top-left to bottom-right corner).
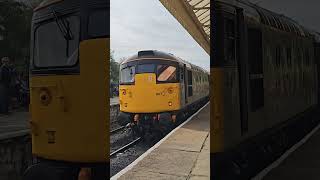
110;51;120;84
0;0;33;73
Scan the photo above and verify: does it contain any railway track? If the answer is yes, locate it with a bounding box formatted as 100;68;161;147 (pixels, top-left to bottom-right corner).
110;125;126;134
110;101;209;177
110;137;142;157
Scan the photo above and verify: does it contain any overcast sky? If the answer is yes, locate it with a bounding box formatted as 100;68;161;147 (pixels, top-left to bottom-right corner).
249;0;320;32
110;0;210;71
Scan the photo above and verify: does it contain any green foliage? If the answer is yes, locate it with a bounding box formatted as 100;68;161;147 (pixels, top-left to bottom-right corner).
110;51;120;84
0;0;33;69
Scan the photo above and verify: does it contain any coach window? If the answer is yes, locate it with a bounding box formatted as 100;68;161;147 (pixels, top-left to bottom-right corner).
224;18;236;64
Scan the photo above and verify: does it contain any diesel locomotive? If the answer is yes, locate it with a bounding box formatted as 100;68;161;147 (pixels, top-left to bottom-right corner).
118;50;209;135
24;0;109;179
212;0;320;179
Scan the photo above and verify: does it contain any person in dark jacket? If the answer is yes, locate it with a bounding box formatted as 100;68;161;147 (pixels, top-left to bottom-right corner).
0;57;12;114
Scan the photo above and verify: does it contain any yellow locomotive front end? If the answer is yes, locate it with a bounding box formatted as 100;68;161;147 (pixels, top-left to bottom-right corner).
25;0;109;178
118;50;182;134
120;71;181;113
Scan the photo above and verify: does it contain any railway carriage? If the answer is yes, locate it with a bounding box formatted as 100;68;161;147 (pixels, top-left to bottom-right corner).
118;50;209;135
212;0;320;179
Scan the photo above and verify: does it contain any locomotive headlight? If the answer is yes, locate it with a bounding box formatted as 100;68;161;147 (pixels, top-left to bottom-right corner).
168;101;172;106
39;88;51;106
122;89;126;95
167;87;173;94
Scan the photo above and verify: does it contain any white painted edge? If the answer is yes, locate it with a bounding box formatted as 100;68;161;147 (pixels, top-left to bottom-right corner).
110;102;210;180
252;121;320;180
0;129;30;140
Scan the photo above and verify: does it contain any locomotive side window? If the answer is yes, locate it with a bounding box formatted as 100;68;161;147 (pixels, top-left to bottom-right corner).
120;66;135;84
188;70;193;97
225;18;236;64
157;65;177;82
180;67;184;80
248;28;264;112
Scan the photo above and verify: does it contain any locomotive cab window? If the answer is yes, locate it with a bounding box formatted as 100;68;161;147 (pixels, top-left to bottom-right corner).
120;65;135;84
34;15;80;68
157;64;177;82
137;64;155;73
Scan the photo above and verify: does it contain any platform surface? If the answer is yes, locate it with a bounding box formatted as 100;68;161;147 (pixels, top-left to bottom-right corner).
0;111;30;140
110;97;119;106
263;127;320;180
117;103;210;180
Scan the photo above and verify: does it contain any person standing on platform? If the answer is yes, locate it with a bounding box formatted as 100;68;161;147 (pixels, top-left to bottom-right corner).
0;57;12;114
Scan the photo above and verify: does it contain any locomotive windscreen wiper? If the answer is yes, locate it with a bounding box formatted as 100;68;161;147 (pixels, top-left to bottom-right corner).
51;9;74;40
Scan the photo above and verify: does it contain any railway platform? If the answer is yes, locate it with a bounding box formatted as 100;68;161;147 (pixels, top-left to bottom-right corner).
110;97;119;106
113;103;210;180
0;111;29;140
0;110;30;180
260;123;320;180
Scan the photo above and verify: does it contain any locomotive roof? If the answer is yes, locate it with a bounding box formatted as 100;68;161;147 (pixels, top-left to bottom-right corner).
121;50;209;74
217;0;315;38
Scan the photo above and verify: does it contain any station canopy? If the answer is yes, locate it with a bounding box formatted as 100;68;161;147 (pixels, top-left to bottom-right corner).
160;0;210;55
